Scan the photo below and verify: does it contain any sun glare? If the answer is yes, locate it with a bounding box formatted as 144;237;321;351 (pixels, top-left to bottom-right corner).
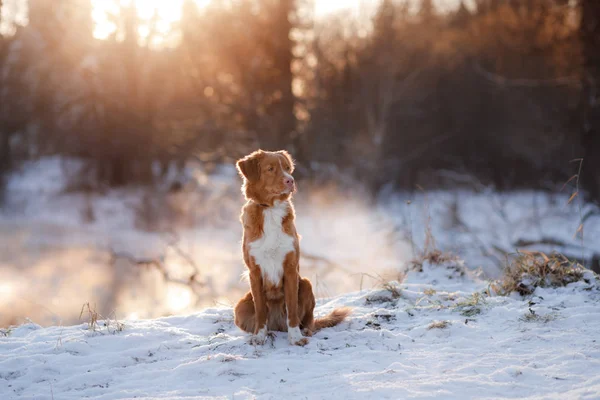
91;0;362;45
91;0;211;44
315;0;363;17
0;282;14;297
167;286;193;312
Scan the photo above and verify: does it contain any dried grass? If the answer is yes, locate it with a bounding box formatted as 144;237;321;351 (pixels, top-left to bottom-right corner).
455;292;486;317
519;311;557;323
79;302;124;335
427;320;450;330
410;249;466;280
381;282;402;299
494;251;586;296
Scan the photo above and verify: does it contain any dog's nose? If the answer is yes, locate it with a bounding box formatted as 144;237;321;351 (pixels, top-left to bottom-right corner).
285;177;294;187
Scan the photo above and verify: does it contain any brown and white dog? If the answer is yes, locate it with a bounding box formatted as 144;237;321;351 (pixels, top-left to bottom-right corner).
233;149;350;346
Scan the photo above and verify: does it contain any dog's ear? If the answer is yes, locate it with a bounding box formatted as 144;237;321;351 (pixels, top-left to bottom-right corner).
277;150;295;173
236;151;262;182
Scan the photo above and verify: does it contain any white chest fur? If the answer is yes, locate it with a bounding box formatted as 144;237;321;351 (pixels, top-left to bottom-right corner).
248;201;295;285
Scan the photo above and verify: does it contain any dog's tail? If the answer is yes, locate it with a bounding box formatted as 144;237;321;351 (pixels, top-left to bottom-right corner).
314;307;352;331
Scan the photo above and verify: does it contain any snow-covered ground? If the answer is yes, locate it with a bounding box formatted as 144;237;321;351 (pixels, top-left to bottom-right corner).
1;157;599;328
2;260;599;399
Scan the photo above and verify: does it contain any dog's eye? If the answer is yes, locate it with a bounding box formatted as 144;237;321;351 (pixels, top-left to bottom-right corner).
267;166;274;172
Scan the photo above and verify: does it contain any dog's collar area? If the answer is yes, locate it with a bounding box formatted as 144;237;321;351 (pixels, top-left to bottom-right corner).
252;201;270;208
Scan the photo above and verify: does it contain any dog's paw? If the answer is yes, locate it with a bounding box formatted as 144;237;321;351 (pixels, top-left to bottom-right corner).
250;326;267;346
293;337;309;346
249;336;265;346
288;326;308;346
250;326;268;346
302;328;313;337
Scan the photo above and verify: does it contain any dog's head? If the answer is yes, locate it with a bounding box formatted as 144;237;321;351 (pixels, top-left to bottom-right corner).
236;149;296;205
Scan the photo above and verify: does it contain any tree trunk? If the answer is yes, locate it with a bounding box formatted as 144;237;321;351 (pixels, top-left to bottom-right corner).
0;132;9;174
265;0;296;151
580;0;600;202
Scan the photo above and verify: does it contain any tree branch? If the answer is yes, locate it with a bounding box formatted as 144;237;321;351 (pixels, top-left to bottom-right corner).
472;61;581;88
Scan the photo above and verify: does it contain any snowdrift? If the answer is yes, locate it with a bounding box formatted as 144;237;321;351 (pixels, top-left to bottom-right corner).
2;258;599;400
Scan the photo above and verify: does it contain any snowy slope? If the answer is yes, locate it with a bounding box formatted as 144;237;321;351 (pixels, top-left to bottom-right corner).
2;261;600;400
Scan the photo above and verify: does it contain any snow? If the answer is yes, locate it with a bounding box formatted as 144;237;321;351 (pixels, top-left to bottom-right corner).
2;261;599;399
2;158;600;398
380;189;600;278
1;157;600;329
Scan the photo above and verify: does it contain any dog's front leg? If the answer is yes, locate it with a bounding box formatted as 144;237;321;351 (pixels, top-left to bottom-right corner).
284;255;308;346
249;268;268;345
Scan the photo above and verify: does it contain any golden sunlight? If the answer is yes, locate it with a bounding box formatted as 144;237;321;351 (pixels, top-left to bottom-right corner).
91;0;359;44
0;282;14;297
91;0;211;42
315;0;363;17
167;285;193;312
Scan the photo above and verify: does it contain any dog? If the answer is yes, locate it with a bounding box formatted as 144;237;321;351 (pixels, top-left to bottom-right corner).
233;149;350;346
